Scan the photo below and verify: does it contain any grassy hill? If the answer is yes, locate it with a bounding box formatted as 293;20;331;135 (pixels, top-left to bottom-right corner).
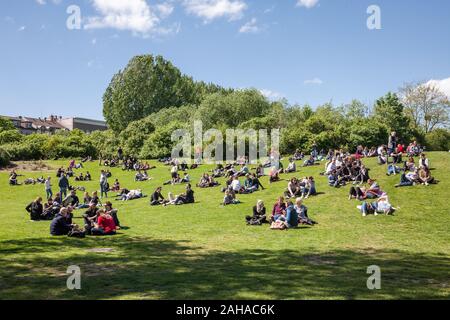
0;152;449;299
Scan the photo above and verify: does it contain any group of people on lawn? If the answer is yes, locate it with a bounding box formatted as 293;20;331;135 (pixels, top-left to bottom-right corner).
19;133;439;236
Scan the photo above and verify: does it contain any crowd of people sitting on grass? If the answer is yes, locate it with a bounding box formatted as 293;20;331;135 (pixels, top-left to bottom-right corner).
15;133;441;238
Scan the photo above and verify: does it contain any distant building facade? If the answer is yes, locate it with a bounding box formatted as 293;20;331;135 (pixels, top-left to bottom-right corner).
57;117;108;133
2;115;107;134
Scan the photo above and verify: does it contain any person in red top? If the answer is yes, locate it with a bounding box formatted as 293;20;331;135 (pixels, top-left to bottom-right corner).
91;209;117;236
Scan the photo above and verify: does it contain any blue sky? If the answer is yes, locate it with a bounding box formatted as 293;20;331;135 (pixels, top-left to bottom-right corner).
1;0;449;120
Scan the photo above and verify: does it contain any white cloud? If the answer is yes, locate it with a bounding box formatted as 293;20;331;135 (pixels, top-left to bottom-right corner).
35;0;62;5
239;18;259;33
84;0;160;36
18;26;26;32
426;77;450;98
296;0;319;9
304;78;323;85
260;89;282;100
155;2;175;19
91;38;97;45
182;0;247;22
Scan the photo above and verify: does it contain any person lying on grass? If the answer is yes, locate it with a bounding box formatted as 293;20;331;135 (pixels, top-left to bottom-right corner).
118;189;144;201
163;192;177;206
357;195;397;217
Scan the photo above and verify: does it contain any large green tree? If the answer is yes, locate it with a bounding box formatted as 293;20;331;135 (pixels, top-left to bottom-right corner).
103;55;215;132
373;92;411;141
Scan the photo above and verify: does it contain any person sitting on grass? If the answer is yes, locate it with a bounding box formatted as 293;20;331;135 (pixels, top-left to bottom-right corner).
418;166;436;186
285;177;301;199
223;189;241;206
91;209;117;236
175;184;195;205
293;149;304;161
284;201;299;229
150;187;166;206
395;169;419;188
26;197;44;221
348;179;383;200
255;164;265;178
419;153;430;169
85;171;92;181
91;190;101;206
386;163;401;176
284;159;297;173
197;173;219;188
104;201;121;229
302;176;317;198
111;179;121;192
243;174;258;193
50;208;75;236
62;190;79;208
230;176;244;194
294;198;317;226
181;172;191;183
271;196;287;222
42;197;59;220
83;202;99;235
404;157;416;172
268;166;281;184
303;155;315;167
246;200;268;225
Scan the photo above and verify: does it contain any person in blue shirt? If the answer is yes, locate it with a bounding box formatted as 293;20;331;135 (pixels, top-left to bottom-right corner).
285;201;298;229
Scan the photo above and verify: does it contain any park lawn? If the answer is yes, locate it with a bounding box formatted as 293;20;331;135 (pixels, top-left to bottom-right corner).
0;152;449;300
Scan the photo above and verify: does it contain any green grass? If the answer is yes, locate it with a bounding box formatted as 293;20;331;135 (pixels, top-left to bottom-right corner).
0;153;449;300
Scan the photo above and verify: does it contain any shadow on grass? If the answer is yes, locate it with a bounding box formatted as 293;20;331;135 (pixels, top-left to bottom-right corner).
0;236;448;300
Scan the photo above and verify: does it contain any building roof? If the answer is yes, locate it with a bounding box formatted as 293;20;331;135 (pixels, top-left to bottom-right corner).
23;117;67;129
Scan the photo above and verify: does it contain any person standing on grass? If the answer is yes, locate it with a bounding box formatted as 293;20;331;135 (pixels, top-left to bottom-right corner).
58;173;69;203
99;170;108;199
45;176;52;199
